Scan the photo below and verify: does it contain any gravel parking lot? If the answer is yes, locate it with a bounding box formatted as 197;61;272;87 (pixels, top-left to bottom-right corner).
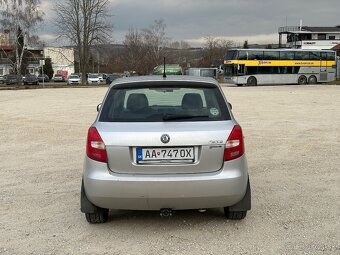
0;85;339;255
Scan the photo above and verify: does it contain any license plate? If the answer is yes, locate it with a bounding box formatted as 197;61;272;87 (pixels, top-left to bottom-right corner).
136;147;194;161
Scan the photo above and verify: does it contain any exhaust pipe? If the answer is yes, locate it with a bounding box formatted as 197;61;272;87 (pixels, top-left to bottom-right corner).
160;208;173;217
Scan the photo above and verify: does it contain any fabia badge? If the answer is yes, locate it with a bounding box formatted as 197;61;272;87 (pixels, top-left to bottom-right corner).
161;134;170;144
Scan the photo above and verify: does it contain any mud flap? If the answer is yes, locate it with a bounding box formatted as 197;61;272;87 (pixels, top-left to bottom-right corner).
228;177;251;212
80;179;97;213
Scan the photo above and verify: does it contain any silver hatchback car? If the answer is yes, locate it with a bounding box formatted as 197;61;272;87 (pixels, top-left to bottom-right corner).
81;76;251;223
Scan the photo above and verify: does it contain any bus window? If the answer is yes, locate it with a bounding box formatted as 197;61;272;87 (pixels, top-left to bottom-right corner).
238;51;247;60
309;52;321;60
248;51;263;60
279;66;293;74
320;52;334;60
263;51;279;60
294;51;309;60
224;65;235;76
293;67;301;74
258;67;279;74
279;51;294;60
326;52;335;60
237;64;245;75
246;66;258;75
226;50;237;60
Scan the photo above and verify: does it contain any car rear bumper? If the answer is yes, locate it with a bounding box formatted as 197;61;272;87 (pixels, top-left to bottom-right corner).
83;155;248;210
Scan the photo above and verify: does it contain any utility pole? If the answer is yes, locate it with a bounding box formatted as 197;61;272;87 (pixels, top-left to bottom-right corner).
40;59;45;88
97;51;99;74
92;57;94;73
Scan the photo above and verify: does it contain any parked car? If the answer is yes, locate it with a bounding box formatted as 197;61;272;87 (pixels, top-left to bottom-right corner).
0;75;5;84
67;75;81;85
23;74;39;85
53;74;65;82
37;74;50;83
97;73;104;82
81;76;251;223
87;74;100;84
5;74;22;85
105;74;117;84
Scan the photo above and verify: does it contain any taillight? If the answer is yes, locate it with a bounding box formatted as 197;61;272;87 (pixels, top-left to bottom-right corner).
224;125;244;161
86;127;107;163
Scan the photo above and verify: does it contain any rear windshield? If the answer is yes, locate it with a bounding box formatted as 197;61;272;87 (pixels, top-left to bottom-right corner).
99;85;230;122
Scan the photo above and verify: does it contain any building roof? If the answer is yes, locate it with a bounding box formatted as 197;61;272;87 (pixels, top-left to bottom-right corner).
279;26;340;34
331;44;340;50
302;26;340;32
0;45;13;51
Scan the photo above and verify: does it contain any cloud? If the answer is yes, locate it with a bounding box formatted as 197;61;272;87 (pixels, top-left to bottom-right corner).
38;0;340;46
39;33;58;42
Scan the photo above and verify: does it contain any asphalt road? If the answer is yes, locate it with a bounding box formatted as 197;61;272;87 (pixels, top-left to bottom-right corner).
0;85;339;254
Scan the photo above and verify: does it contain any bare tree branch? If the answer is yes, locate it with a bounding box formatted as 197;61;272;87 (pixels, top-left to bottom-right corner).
0;0;44;74
201;36;234;67
54;0;113;83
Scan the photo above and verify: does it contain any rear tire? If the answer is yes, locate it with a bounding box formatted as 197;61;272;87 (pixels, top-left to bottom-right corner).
224;209;247;220
298;75;307;85
308;75;317;84
246;76;257;86
85;208;109;224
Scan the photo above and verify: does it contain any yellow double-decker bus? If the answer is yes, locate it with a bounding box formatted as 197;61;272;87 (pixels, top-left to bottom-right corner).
224;49;336;86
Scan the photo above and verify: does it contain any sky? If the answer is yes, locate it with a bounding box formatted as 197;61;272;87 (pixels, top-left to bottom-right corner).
38;0;340;47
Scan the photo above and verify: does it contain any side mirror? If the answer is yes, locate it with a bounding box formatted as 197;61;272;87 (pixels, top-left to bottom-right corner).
228;102;232;110
97;103;102;112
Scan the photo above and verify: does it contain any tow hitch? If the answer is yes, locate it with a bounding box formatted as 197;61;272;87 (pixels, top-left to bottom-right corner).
160;208;173;217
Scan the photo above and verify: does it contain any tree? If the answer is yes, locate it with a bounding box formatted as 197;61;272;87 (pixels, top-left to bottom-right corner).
243;40;249;49
54;0;113;84
42;58;54;79
120;20;171;74
142;19;169;70
201;36;234;67
169;40;191;49
0;0;44;74
122;27;147;74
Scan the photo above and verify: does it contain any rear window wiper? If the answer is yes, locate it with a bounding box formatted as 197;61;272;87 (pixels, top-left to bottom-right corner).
162;114;209;121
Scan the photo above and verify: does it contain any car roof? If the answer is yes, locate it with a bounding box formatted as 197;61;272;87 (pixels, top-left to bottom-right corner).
109;75;219;89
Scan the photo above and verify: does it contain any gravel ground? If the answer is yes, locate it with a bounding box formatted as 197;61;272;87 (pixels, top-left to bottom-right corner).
0;85;339;255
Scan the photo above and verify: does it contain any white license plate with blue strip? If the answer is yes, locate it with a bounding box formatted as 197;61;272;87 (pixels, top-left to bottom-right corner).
136;147;194;161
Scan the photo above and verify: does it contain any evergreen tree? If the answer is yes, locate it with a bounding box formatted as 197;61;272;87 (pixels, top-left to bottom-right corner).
42;58;54;79
243;40;249;49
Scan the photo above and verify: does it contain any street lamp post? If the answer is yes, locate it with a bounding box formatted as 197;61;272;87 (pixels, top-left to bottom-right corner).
97;51;99;74
39;59;45;88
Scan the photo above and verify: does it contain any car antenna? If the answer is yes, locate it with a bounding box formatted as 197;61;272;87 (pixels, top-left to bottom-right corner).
163;57;166;78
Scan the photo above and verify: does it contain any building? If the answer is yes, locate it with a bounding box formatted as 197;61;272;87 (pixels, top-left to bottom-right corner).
278;26;340;50
0;30;13;75
0;29;75;77
44;47;75;78
25;47;44;75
